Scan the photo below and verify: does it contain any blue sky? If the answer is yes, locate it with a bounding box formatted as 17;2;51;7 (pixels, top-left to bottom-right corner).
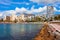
0;0;46;11
0;0;60;16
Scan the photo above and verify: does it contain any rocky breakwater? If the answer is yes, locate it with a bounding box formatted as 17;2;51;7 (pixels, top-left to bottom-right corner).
33;22;56;40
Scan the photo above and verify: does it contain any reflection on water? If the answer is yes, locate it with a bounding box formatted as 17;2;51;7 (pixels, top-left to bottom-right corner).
0;23;43;40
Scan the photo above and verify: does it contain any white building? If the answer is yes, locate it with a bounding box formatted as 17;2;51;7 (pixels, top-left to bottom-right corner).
46;6;54;20
3;15;6;21
25;14;35;21
17;14;25;21
20;14;25;21
10;14;17;21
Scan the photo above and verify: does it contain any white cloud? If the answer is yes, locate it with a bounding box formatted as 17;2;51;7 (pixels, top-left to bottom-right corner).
0;0;30;6
30;0;40;3
15;7;27;13
54;7;60;12
3;10;16;15
30;0;60;4
0;6;47;16
1;6;60;17
26;3;29;5
29;6;47;13
0;13;2;16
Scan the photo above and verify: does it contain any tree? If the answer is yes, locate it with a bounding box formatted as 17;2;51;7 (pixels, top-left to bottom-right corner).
54;15;60;20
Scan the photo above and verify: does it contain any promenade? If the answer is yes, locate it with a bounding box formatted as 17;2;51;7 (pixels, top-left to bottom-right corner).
50;23;60;32
33;22;60;40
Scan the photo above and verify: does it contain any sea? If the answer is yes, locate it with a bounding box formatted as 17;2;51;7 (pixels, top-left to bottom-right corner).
0;23;43;40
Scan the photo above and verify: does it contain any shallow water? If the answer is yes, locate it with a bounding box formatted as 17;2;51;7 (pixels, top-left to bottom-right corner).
0;23;43;40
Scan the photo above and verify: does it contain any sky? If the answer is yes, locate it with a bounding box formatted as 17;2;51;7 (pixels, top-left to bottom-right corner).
0;0;60;16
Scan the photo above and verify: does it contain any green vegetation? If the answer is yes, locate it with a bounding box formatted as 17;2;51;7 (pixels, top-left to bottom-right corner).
0;19;3;22
0;15;60;23
25;16;44;22
54;15;60;20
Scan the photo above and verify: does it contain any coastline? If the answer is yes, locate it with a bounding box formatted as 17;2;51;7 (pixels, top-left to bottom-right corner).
0;22;44;24
33;22;55;40
33;22;60;40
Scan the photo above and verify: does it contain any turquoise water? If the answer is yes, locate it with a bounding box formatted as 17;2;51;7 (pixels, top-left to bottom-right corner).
0;23;43;40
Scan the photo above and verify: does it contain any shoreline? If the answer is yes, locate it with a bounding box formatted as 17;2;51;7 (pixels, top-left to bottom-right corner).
0;22;44;24
33;22;55;40
33;22;60;40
